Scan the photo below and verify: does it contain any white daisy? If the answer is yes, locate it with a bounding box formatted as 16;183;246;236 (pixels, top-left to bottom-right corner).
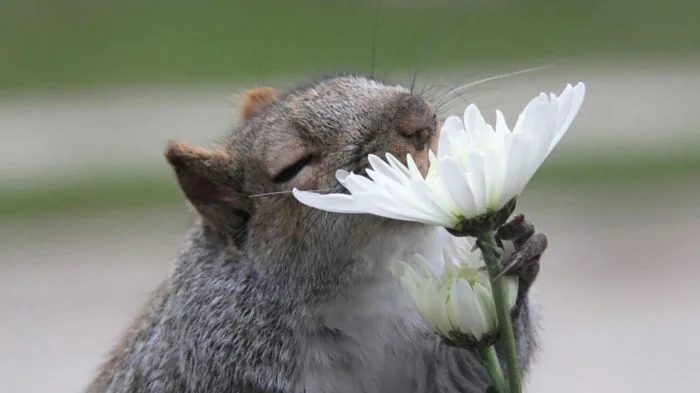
393;233;519;346
293;82;586;234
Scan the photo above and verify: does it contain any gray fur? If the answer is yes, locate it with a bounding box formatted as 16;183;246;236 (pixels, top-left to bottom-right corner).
86;75;542;393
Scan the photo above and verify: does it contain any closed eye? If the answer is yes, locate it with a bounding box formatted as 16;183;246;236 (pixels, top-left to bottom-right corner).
272;154;314;183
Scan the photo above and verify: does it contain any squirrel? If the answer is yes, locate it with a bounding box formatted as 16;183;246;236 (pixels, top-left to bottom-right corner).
85;74;548;393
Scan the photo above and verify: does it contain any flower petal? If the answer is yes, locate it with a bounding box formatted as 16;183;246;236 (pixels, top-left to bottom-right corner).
292;189;366;213
405;154;425;180
365;168;401;190
464;104;487;137
481;144;506;209
374;176;443;217
452;278;489;339
501;133;533;204
446;281;461;330
407;179;460;224
368;154;408;184
351;192;450;226
422;280;452;336
439;157;478;218
502;277;519;310
465;151;487;214
474;282;498;331
396;263;422;302
495;109;511;136
385;153;412;179
441;115;465;134
412;253;439;279
337;170;386;194
546;82;586;156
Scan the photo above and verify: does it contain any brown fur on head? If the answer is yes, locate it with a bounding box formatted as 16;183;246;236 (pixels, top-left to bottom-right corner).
238;87;281;121
166;75;438;274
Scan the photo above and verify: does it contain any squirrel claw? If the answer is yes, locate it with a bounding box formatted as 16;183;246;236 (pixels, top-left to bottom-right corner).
493;215;547;288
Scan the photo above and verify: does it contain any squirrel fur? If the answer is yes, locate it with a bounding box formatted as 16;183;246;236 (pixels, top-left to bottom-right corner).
86;75;544;393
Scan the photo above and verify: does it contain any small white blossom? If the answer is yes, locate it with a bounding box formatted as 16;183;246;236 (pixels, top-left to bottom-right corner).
393;232;518;345
293;82;586;231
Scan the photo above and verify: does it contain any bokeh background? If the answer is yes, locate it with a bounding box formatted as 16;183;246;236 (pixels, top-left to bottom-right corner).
1;1;699;392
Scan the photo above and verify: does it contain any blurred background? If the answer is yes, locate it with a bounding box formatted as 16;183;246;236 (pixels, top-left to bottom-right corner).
1;0;699;392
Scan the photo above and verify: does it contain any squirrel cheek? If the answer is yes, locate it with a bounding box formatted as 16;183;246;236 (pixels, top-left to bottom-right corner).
415;125;441;176
285;159;327;191
414;152;431;177
296;166;319;190
429;125;440;154
387;140;431;178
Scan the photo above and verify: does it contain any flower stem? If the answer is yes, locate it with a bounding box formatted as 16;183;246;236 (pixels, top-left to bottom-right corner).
479;346;508;393
477;231;522;393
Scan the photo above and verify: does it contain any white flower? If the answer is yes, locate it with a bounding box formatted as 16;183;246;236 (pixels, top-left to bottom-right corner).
292;82;586;231
393;233;518;345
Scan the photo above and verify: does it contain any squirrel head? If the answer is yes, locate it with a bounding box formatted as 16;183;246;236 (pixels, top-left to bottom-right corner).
166;75;439;270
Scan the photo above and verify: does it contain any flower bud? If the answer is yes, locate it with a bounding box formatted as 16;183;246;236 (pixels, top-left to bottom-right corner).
394;233;519;349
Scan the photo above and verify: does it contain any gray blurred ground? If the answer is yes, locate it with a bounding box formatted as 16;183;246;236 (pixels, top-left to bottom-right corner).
2;189;698;393
1;61;700;392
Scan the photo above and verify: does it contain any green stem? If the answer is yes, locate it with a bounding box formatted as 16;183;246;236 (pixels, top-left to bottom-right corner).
479;346;509;393
477;231;522;393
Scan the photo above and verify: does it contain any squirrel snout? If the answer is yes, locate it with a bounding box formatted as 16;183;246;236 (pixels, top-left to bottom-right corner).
398;111;437;151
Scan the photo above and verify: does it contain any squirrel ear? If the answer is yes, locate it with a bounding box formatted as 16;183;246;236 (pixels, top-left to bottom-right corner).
165;142;231;204
165;141;251;243
239;87;280;120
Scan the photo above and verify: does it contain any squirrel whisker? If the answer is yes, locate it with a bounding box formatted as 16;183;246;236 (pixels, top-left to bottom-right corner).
248;188;334;198
443;64;554;98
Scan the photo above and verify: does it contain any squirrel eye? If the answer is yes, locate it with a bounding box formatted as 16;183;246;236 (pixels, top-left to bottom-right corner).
272;154;314;183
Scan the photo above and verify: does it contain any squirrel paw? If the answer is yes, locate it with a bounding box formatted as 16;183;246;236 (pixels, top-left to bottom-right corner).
494;214;547;288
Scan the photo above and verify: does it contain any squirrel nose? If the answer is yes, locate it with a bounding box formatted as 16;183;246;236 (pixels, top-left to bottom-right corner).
399;112;437;151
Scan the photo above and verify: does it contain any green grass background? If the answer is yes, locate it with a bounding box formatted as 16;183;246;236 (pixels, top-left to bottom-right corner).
2;0;700;92
1;0;699;219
